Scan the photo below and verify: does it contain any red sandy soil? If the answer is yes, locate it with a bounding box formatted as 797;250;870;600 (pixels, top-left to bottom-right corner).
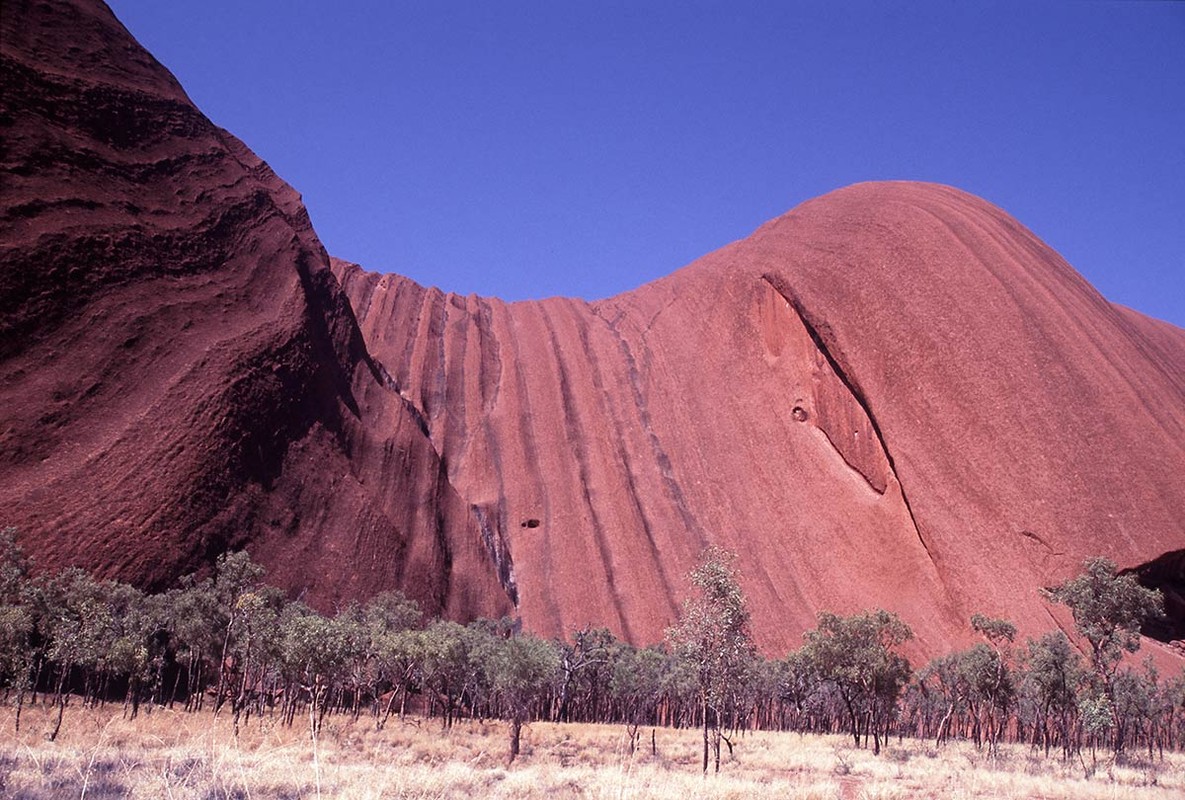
2;0;1182;660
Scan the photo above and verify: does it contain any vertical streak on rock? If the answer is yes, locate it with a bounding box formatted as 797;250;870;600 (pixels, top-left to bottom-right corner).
470;297;504;501
539;302;633;640
473;504;518;606
420;289;448;428
569;304;680;621
476;297;502;414
469;296;517;601
441;296;469;480
592;306;707;553
392;279;422;392
500;305;563;629
431;456;454;612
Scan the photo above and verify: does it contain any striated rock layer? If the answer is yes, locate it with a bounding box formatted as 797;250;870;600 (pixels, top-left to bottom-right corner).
333;182;1185;655
3;1;1183;658
0;0;513;621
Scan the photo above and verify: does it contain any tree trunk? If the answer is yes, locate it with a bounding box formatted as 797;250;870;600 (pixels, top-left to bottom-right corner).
14;684;25;733
49;669;69;742
936;703;954;747
702;695;710;774
509;714;523;764
842;693;860;747
215;614;236;715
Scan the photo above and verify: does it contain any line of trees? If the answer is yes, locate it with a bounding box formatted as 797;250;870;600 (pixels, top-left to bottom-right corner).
1;527;1182;769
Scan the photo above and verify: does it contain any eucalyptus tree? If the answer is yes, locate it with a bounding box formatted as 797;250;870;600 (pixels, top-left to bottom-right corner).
1017;630;1083;757
667;546;758;773
356;590;422;722
917;650;973;746
100;580;166;719
797;609;913;754
418;620;487;728
363;590;423;633
608;643;667;752
226;583;284;731
777;648;818;733
372;627;424;726
162;574;222;710
208;550;267;713
0;529;36;730
35;568;115;739
968;614;1017;753
554;625;616;722
1109;661;1158;758
278;601;359;732
486;633;561;762
1046;557;1164;754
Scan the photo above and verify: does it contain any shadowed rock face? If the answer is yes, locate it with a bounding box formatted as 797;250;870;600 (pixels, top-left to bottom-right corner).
3;1;1183;658
0;0;513;622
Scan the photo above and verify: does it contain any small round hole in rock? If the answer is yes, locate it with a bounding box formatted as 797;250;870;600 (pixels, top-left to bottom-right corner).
521;519;541;529
791;406;809;422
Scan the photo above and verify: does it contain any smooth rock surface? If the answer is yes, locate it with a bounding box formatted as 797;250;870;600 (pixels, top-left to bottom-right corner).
3;0;1182;659
334;181;1185;655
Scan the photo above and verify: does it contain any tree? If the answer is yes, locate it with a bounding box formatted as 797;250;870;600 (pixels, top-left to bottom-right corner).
358;590;422;725
0;529;36;731
553;625;615;722
418;620;486;729
797;609;913;754
776;648;817;731
486;633;560;762
101;581;165;719
36;568;121;739
1046;557;1164;754
919;638;1013;752
371;628;425;726
224;584;283;732
162;575;222;710
362;590;423;634
667;546;757;773
608;643;667;753
1018;630;1083;757
969;614;1017;754
208;550;267;715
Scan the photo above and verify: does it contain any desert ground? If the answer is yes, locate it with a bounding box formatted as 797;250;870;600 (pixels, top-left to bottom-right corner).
2;703;1182;800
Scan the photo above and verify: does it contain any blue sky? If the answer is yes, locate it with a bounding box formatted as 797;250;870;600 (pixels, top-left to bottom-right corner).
107;1;1184;327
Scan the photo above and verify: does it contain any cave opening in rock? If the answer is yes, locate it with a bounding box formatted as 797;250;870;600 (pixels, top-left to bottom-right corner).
1123;549;1185;643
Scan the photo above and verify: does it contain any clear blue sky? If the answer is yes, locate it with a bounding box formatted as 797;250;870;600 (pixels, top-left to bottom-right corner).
106;1;1184;327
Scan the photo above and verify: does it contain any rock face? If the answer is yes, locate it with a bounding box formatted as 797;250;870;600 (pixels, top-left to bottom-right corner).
3;0;1183;657
0;0;513;621
333;183;1185;655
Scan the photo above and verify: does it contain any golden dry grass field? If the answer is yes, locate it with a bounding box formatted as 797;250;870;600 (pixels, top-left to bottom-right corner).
1;703;1182;799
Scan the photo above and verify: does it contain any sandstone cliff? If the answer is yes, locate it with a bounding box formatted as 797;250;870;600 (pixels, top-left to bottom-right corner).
2;0;1182;657
333;182;1185;654
0;0;514;621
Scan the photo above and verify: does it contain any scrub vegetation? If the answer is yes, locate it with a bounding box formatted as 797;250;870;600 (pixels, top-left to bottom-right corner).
1;527;1181;797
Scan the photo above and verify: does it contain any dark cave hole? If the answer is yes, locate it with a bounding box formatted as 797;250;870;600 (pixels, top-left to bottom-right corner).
521;518;540;529
1122;549;1185;643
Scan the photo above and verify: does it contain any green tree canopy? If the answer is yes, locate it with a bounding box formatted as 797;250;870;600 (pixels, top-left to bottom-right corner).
797;608;913;754
667;546;757;773
1046;557;1163;679
1045;557;1164;753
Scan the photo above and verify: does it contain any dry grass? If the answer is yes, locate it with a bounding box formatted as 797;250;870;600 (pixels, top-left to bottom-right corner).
1;702;1182;799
